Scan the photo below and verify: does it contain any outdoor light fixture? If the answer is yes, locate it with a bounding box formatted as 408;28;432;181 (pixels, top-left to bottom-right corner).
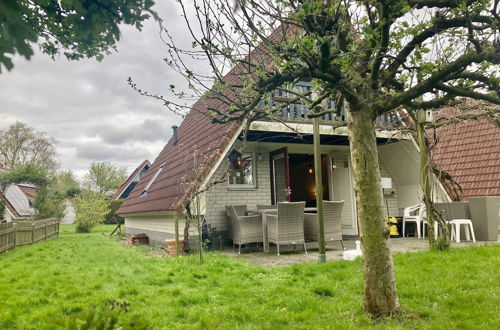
306;163;314;174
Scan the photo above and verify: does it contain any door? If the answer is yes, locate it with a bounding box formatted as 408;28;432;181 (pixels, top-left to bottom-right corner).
330;152;358;235
270;147;291;204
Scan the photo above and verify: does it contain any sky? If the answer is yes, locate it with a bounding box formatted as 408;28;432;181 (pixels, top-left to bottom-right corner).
0;2;202;180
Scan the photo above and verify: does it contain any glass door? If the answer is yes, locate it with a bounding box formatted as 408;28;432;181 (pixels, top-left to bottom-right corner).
270;147;291;203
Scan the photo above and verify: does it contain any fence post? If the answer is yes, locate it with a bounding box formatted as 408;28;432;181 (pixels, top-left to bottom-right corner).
44;220;47;240
13;222;16;248
32;222;35;244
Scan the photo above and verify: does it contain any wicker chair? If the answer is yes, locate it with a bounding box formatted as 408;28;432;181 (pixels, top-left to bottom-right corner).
266;202;306;255
226;205;263;254
304;201;345;250
225;205;248;241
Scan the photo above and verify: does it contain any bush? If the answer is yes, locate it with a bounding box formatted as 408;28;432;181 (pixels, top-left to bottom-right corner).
104;199;125;224
33;186;66;220
72;191;109;233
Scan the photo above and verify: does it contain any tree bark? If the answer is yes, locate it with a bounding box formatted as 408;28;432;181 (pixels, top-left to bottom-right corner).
347;106;400;317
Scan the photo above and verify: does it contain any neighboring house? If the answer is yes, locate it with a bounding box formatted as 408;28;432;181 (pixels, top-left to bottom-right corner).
428;99;500;201
117;84;453;245
1;167;37;221
60;199;76;224
111;160;151;200
1;183;38;222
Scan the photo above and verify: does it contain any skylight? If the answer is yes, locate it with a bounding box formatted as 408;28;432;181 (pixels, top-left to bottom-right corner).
140;163;166;197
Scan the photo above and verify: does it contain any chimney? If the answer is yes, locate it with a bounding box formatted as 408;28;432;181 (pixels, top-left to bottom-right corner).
172;125;179;145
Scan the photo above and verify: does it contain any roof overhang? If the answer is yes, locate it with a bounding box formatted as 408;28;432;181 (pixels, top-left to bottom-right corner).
247;121;410;145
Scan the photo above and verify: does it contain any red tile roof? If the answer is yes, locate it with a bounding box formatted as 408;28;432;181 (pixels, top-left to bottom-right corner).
116;26;294;215
17;184;37;199
111;160;151;200
117;105;239;214
0;193;21;218
429;99;500;200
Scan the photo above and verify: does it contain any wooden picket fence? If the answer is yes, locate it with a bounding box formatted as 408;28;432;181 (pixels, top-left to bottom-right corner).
0;219;59;254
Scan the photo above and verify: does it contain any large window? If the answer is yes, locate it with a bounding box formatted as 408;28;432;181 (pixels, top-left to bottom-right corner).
228;151;255;188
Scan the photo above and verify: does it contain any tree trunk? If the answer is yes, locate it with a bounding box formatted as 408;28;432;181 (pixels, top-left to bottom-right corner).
347;106;400;317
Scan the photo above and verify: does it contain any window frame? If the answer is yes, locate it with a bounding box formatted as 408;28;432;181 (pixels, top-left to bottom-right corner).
140;162;166;197
228;152;257;190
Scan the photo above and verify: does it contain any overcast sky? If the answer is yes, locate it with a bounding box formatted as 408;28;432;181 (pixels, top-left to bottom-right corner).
0;2;202;180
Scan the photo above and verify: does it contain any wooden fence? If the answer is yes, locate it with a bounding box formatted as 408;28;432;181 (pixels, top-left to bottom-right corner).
0;219;59;254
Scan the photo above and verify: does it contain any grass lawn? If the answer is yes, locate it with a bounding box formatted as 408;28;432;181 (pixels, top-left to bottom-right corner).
0;225;499;329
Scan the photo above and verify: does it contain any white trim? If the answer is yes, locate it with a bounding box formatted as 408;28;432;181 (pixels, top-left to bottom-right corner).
249;121;411;140
140;162;166;197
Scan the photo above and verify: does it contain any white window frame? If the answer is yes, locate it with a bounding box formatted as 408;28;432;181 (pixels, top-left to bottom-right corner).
140;162;166;197
228;152;257;190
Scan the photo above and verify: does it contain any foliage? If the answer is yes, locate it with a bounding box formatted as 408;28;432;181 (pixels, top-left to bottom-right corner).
104;199;125;225
63;300;151;330
33;186;65;220
53;170;81;198
0;230;500;329
0;0;158;72
84;161;128;196
0;198;5;220
0;122;58;172
72;191;110;233
0;163;49;192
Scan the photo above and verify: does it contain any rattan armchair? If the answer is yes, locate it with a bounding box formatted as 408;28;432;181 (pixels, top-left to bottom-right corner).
304;201;345;250
226;205;263;254
225;205;248;241
266;202;306;255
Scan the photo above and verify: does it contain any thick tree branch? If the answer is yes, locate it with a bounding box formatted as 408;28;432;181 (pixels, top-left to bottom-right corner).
436;83;500;104
378;47;500;113
385;15;493;79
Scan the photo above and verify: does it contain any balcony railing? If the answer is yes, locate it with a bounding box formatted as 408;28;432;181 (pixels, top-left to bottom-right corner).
256;81;402;126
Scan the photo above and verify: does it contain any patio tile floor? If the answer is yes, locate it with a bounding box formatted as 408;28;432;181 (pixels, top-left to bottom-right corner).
221;236;500;268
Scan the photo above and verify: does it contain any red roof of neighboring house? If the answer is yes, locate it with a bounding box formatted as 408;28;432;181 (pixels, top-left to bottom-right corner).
0;193;21;218
429;99;500;200
111;160;151;200
18;184;38;199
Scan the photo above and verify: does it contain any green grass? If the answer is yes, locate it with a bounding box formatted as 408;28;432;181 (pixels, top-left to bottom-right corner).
0;225;499;329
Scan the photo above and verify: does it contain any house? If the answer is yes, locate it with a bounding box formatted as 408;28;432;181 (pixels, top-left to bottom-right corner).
117;82;454;245
1;167;39;221
428;99;500;201
111;160;151;200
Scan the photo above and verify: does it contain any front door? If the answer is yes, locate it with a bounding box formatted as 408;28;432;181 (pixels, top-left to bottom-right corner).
270;147;291;204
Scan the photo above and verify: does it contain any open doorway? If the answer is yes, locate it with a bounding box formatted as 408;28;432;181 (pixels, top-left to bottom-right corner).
289;154;330;207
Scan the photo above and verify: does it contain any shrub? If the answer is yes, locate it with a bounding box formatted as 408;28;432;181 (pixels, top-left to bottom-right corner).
104;199;125;224
33;186;66;220
72;191;109;233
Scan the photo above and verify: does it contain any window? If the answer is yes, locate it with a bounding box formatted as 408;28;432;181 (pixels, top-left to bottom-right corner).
140;163;166;197
228;151;255;188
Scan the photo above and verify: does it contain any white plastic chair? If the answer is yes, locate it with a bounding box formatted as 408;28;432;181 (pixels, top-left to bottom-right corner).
402;204;426;238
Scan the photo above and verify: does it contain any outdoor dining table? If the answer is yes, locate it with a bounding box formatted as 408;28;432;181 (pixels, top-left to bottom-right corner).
248;207;317;252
